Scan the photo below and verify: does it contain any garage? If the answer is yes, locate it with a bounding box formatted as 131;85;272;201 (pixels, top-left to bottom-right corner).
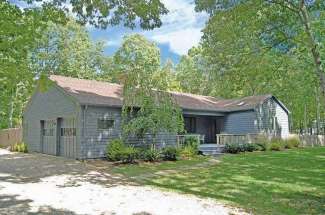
59;118;77;158
41;119;57;155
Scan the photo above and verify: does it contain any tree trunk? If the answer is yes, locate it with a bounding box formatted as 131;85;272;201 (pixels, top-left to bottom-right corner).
299;3;325;97
8;89;14;128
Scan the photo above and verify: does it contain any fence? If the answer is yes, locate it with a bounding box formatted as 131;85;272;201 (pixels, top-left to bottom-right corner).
0;128;22;147
298;134;325;147
216;133;260;145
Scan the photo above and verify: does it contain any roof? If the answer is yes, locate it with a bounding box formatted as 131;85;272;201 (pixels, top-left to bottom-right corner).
49;75;279;112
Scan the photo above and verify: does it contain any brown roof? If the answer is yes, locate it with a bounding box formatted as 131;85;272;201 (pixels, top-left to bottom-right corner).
49;75;273;112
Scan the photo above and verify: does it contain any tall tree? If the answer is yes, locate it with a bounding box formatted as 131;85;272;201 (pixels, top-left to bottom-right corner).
30;19;105;79
195;0;325;96
20;0;168;30
0;1;56;128
114;34;183;147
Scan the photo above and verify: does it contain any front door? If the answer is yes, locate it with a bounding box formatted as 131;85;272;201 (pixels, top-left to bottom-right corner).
206;118;216;143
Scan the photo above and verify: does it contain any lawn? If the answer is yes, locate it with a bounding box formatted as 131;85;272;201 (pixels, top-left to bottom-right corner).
112;147;325;215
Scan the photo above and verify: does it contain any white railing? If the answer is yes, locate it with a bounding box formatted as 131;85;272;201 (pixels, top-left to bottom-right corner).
216;133;259;145
176;134;205;146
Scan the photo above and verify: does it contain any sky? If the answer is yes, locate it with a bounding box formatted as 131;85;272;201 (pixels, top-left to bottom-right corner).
11;0;208;63
88;0;208;63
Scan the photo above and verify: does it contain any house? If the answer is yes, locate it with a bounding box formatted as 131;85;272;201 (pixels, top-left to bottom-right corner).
23;75;290;159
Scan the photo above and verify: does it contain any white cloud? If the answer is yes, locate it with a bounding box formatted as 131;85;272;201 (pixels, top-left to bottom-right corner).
90;0;208;56
151;28;203;55
144;0;208;55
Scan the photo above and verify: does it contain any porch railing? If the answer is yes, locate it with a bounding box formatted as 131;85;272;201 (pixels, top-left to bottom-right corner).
176;134;205;146
216;133;259;145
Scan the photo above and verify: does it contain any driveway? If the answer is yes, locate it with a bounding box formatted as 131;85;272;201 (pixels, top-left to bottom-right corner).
0;149;246;215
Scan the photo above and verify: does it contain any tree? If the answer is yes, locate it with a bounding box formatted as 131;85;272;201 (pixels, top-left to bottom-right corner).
175;46;212;95
20;0;168;29
114;34;183;148
30;19;105;79
195;0;325;96
191;0;325;128
0;2;53;128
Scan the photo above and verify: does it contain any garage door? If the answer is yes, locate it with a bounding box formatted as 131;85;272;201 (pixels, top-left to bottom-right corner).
41;119;57;155
60;118;77;158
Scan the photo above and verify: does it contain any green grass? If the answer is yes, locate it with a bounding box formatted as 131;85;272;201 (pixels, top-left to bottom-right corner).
112;148;325;215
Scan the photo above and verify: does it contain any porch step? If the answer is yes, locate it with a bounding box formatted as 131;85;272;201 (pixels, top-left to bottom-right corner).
199;144;225;156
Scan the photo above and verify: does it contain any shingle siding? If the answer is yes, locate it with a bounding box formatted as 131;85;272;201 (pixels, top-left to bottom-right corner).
23;86;81;157
79;106;177;159
223;110;258;134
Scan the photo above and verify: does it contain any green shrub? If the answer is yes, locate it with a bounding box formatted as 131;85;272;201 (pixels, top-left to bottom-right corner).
224;143;260;153
224;143;241;154
180;145;198;159
284;137;300;149
10;142;28;153
162;147;179;161
106;139;138;163
255;135;270;151
120;147;138;163
141;149;161;162
244;143;259;152
184;136;199;150
270;138;285;151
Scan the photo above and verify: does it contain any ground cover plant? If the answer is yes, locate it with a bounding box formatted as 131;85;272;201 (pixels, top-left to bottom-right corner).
112;147;325;215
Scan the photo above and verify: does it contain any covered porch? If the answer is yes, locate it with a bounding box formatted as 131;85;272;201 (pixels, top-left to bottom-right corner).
182;112;225;144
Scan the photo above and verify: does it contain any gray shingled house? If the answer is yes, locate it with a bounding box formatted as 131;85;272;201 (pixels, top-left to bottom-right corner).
23;75;290;159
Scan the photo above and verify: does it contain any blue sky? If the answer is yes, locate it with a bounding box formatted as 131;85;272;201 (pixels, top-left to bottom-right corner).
11;0;208;63
88;0;208;63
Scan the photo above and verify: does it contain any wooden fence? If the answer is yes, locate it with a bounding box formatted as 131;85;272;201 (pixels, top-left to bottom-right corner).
0;128;22;147
298;134;325;147
216;133;260;145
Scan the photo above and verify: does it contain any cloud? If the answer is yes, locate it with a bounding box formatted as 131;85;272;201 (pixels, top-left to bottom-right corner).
90;0;208;56
144;0;208;55
151;28;203;55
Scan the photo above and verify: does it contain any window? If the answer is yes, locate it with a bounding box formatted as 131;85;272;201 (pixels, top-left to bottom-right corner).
61;128;76;136
98;119;114;130
43;128;54;136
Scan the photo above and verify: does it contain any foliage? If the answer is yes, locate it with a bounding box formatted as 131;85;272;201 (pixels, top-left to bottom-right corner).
284;137;301;149
191;0;325;129
19;0;167;30
115;148;325;215
269;138;285;151
115;34;184;146
30;19;105;80
161;147;179;161
224;143;260;153
180;145;198;159
106;139;138;163
140;149;161;162
184;136;199;150
10;142;28;153
0;1;56;128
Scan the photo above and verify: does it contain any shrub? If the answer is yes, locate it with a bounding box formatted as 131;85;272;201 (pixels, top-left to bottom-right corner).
244;143;259;152
284;137;300;149
162;147;179;161
141;148;161;162
106;139;125;161
224;143;260;153
10;142;28;153
269;141;283;151
180;145;198;159
224;143;241;154
106;139;138;163
184;136;199;151
120;147;138;163
255;135;270;151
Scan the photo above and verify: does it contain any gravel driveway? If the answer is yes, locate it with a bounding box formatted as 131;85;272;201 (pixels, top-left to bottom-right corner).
0;149;246;215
